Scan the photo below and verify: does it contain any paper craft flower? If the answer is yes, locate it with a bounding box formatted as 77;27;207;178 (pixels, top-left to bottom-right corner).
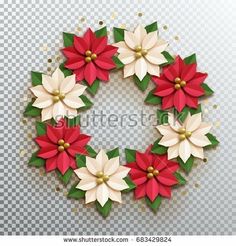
30;68;86;121
114;25;168;80
74;149;130;206
62;28;117;85
125;146;179;201
35;119;91;174
152;56;207;112
157;113;212;162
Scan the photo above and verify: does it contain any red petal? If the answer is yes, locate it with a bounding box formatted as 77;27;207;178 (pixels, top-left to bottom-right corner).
83;28;95;48
100;45;118;57
84;62;97;85
35;135;53;148
92;36;108;54
158;183;171;198
96;67;109;81
152;75;172;85
146;178;159;202
174;89;186;112
163;56;184;81
154;82;175;97
185;94;198;108
61;46;80;59
37;146;58;159
46;124;64;143
74;67;85;81
136;152;152;171
166;160;179;173
67;146;88;157
125;161;139;170
69;156;77;169
134;183;146;199
95;56;116;70
72;134;91;147
184;84;204;97
57;151;70;175
162;93;174;110
145;145;153;154
133;176;148;186
157;169;178;186
181;63;197;81
153;154;168;171
188;72;208;86
45;156;57;172
65;57;85;70
64;126;80;143
73;36;88;55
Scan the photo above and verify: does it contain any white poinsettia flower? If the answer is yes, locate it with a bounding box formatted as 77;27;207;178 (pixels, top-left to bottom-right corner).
30;68;87;121
74;149;130;207
113;25;168;80
156;113;212;162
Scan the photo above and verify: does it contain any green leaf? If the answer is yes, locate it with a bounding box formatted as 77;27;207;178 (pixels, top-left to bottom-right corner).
145;89;162;105
202;83;214;96
190;104;201;115
63;32;74;47
67;183;85;200
205;133;219;148
113;27;125;42
123;177;136;192
125;148;136;163
28;152;45;167
85;145;97;158
106;148;119;159
59;62;73;77
151;138;168;155
79;95;93;110
24;101;41;117
56;168;73;185
177;155;194;173
184;54;197;64
161;51;175;66
133;74;150;91
145;22;158;33
112;56;124;69
76;154;86;168
175;107;189;123
145;196;162;212
66;115;80;127
84;79;100;96
31;71;42;86
157;109;169;124
36;121;46;136
96;199;112;217
174;172;187;185
95;26;107;37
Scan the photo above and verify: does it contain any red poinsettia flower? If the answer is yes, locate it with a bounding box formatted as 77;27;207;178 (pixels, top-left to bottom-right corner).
152;55;207;112
125;146;179;201
35;119;91;175
62;28;118;85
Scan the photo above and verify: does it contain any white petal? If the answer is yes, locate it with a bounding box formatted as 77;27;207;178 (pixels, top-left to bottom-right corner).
147;62;160;76
149;39;168;54
52;67;65;84
156;125;175;136
123;62;135;78
86;156;103;176
63;95;85;109
113;41;132;53
60;74;76;94
103;157;120;176
110;166;130;179
96;183;109;207
168;113;182;132
142;31;158;50
108;188;122;203
42;74;58;93
145;52;167;65
167;144;180;160
189;133;211;147
193;122;212;136
190;143;204;159
66;84;87;97
135;57;148;81
159;134;179;147
179;139;191;163
124;30;139;49
64;104;78;118
30;85;51;98
74;167;94;180
107;176;129;191
96;149;109;167
118;52;135;65
52;101;65;121
134;25;147;44
41;106;53;121
32;97;53;109
186;113;202;132
85;187;97;204
76;177;97;191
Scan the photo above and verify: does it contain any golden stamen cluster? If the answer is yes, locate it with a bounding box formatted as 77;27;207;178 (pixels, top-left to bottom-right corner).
174;77;186;90
134;45;148;59
178;127;192;141
85;50;97;63
52;89;65;103
57;139;70;152
96;171;109;184
146;166;159;179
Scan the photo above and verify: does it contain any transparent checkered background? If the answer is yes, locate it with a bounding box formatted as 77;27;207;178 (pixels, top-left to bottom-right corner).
0;0;236;235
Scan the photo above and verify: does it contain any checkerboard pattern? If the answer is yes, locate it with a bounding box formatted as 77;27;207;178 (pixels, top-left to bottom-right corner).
0;0;235;235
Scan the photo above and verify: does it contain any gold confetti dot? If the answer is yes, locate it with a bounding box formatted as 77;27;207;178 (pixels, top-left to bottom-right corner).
193;162;198;168
39;169;46;176
56;56;61;62
120;24;126;29
203;99;209;105
194;183;200;188
22;118;27;125
77;27;82;32
181;190;188;196
213;104;218;109
48;58;52;63
138;12;143;17
163;25;168;30
174;36;179;41
80;17;85;22
99;20;104;25
63;191;68;197
47;67;51;72
203;158;208;163
27;133;32;139
20;149;26;157
55;186;60;192
72;207;78;213
141;205;146;212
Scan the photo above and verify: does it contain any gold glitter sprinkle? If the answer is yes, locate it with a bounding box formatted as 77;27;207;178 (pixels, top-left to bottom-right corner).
39;169;46;176
72;207;78;213
64;191;68;197
203;99;209;105
203;158;208;163
193;162;198;168
80;17;86;22
28;133;32;139
20;149;26;157
120;24;126;29
22;118;27;125
174;36;179;41
194;183;200;188
163;25;168;30
55;186;60;192
56;56;61;62
77;27;82;32
213;104;218;109
99;20;104;25
181;190;188;196
111;12;117;19
138;12;143;17
47;67;51;72
141;205;146;212
48;58;52;63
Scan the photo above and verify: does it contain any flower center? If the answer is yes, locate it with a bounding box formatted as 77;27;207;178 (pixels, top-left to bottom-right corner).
174;77;186;90
178;127;192;141
146;166;159;179
85;50;97;62
134;45;148;59
52;89;65;103
96;171;109;184
57;139;70;152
